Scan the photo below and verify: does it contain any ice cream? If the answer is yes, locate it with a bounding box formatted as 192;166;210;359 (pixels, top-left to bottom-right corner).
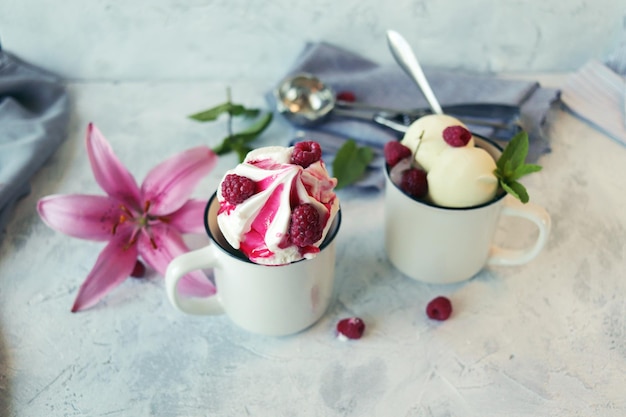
386;114;499;208
216;141;339;265
427;146;498;207
400;114;474;172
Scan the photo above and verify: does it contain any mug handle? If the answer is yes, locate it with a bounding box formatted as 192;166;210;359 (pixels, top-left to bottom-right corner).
165;245;225;316
487;195;551;266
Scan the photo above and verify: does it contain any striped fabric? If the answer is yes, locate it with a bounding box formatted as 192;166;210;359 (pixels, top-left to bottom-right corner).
560;60;626;145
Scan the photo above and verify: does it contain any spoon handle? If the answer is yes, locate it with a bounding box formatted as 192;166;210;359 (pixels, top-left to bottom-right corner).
386;30;443;115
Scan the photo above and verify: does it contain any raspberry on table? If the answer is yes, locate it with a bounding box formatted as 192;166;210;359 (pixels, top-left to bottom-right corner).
384;141;412;167
336;317;365;340
426;296;453;320
400;168;428;199
336;91;357;102
289;204;323;247
290;141;322;168
442;125;472;147
221;174;257;205
130;260;146;278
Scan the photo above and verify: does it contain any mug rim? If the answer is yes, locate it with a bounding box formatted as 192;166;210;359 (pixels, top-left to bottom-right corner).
203;192;342;265
385;135;507;211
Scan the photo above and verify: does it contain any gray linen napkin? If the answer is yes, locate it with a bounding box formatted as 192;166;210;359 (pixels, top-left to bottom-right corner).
0;46;70;234
269;42;559;189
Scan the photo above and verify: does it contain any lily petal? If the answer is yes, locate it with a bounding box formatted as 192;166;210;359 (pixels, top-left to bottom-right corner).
137;223;216;297
141;146;217;216
38;194;120;241
86;123;142;210
167;199;208;234
71;231;138;312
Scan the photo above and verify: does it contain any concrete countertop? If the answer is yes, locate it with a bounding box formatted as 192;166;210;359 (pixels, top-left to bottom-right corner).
1;76;625;417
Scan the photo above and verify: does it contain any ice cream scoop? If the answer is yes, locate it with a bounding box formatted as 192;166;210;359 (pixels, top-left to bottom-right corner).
426;146;498;208
401;114;475;171
273;73;517;134
216;143;339;265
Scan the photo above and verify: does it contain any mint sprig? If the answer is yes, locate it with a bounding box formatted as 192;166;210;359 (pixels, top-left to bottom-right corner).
189;102;260;121
332;139;374;189
494;131;542;203
189;88;272;162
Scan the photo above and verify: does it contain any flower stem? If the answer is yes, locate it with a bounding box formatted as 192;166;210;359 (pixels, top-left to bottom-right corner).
226;86;233;138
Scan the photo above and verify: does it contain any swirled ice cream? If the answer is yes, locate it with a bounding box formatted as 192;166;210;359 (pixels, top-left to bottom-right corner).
216;141;339;265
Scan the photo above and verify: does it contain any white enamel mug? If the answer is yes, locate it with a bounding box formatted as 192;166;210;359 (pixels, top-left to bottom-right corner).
165;193;341;336
384;137;551;284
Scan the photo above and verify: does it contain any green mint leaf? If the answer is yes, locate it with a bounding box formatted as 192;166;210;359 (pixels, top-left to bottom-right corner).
212;140;232;156
502;159;514;179
189;102;239;121
236;112;273;137
501;180;529;203
232;143;253;162
190;88;273;160
510;163;542;181
509;131;529;170
189;102;261;122
494;130;541;203
332;140;374;189
210;112;273;161
497;131;526;171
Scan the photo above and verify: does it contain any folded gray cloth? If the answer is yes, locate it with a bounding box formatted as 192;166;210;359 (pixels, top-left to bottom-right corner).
269;42;560;189
0;46;70;234
560;39;626;147
560;60;626;146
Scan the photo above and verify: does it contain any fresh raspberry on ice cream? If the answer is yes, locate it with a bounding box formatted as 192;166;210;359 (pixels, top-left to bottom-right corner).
384;141;412;167
442;125;472;147
400;168;428;199
221;174;257;205
290;204;323;247
291;141;322;168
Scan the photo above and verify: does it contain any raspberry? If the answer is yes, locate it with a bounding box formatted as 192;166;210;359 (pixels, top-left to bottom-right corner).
221;174;256;205
336;90;356;102
290;204;323;247
290;141;322;168
400;168;428;199
426;296;453;320
442;125;472;147
336;317;365;340
130;260;146;278
384;141;412;167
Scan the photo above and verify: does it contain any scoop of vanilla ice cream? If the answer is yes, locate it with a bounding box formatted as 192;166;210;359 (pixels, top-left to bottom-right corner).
427;146;498;208
400;114;474;172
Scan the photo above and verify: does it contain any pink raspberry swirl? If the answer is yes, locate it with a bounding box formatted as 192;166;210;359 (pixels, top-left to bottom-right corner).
216;144;339;265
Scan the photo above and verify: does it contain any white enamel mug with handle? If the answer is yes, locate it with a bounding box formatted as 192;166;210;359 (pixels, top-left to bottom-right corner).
384;137;551;284
165;193;341;336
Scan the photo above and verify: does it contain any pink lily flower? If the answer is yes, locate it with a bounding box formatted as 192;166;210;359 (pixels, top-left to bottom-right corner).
38;123;218;312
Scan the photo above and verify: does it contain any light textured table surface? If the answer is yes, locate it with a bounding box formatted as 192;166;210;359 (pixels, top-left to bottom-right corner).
1;76;625;417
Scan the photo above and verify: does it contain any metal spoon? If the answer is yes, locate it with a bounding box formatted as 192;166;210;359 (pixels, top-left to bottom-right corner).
273;73;520;133
386;29;443;115
273;73;404;126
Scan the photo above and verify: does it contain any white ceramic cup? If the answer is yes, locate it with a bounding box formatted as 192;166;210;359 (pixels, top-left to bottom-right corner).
384;137;551;284
165;193;341;336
